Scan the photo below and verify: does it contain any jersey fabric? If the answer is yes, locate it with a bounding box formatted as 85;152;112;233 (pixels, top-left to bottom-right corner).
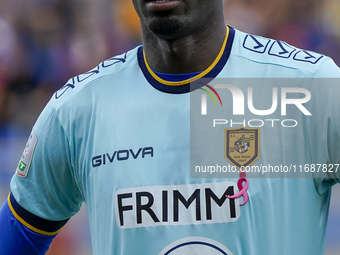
9;26;340;255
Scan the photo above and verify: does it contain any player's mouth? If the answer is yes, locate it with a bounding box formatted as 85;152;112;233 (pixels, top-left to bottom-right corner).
146;0;181;12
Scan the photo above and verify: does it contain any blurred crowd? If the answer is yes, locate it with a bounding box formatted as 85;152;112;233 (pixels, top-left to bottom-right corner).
0;0;339;129
0;0;141;129
0;0;340;254
225;0;340;61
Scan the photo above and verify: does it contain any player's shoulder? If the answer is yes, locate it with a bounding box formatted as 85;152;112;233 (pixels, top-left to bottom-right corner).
231;28;340;77
51;46;140;108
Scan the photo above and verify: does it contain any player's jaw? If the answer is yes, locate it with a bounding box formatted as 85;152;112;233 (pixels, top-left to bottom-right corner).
133;0;223;40
133;0;189;40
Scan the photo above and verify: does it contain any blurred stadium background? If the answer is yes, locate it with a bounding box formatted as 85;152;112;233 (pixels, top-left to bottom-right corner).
0;0;339;254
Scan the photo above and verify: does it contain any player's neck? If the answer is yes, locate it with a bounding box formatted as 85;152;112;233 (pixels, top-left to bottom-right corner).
141;20;227;74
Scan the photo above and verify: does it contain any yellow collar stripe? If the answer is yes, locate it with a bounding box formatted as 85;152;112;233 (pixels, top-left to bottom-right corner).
143;25;229;86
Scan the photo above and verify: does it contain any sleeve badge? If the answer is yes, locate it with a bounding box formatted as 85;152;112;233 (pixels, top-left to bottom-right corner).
16;130;37;177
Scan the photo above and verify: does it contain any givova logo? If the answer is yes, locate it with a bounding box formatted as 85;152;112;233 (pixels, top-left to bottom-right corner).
114;181;240;229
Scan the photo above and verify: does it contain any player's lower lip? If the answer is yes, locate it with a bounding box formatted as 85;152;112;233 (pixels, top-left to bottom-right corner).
146;0;181;12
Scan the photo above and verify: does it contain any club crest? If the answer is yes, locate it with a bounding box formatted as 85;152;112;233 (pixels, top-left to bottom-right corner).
225;127;260;169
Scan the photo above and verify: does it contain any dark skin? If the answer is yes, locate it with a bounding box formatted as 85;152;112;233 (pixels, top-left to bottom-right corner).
132;0;226;74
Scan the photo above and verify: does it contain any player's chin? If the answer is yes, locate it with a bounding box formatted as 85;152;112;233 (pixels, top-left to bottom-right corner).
146;16;188;40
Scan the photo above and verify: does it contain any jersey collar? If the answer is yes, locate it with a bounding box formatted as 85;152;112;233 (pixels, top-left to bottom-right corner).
138;26;235;94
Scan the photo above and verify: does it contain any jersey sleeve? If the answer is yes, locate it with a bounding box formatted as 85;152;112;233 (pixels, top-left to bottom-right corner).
10;97;84;224
0;196;58;255
308;58;340;194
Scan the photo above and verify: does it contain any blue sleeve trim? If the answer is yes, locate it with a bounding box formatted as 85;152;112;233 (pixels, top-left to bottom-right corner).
0;199;56;255
9;193;69;234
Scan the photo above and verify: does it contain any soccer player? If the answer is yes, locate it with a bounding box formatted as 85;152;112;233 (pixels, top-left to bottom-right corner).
1;0;340;254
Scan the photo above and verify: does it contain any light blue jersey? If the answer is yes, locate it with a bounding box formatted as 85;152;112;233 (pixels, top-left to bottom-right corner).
10;27;340;254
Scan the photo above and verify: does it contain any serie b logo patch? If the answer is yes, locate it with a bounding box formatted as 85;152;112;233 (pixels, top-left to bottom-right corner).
225;127;260;169
16;130;37;177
